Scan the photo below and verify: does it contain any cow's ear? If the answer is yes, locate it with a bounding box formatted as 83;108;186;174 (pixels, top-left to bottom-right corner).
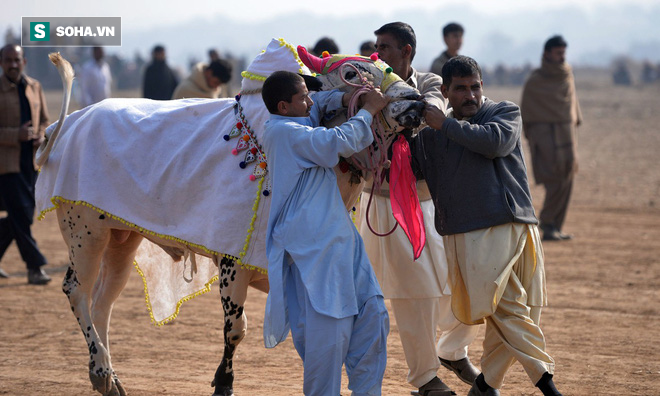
300;74;322;92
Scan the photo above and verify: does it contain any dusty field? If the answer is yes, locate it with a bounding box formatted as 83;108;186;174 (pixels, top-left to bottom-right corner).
0;82;659;396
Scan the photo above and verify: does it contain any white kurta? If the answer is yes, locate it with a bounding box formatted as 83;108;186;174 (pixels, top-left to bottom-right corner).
360;181;450;298
77;60;111;107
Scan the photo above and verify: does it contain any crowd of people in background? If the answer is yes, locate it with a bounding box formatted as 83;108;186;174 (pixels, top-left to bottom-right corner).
2;24;657;104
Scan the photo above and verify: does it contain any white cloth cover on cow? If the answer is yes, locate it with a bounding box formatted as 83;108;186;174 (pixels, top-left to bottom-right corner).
36;38;311;324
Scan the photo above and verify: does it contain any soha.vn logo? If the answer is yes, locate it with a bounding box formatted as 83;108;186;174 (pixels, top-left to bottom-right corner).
30;22;50;41
30;22;116;41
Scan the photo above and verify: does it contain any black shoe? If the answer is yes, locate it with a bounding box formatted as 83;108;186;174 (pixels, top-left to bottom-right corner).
411;376;456;396
439;357;481;385
542;226;573;241
558;231;573;240
543;231;573;241
28;268;51;285
467;383;500;396
0;267;9;278
542;230;562;241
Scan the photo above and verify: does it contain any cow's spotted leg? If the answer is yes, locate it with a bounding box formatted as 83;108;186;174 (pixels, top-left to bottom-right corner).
92;230;142;348
90;230;143;396
57;207;120;396
212;257;268;396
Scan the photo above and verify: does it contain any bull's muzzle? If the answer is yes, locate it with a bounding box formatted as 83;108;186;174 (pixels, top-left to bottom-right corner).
395;100;425;129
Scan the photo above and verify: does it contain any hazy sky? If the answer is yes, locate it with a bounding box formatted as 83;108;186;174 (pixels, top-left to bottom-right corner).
5;0;659;31
4;0;660;70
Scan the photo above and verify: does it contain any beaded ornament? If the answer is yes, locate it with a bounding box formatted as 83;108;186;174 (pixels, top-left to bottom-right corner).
223;94;271;196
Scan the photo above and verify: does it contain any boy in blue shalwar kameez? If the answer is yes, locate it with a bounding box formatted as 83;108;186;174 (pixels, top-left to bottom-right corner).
261;71;391;395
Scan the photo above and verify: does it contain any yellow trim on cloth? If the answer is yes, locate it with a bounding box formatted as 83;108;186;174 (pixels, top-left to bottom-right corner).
38;193;268;327
133;260;219;326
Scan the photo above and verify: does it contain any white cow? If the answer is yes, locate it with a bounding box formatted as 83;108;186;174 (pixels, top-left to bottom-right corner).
36;39;424;396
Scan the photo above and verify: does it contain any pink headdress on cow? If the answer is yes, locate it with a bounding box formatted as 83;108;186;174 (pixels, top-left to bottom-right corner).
297;44;426;260
296;45;372;75
297;45;400;93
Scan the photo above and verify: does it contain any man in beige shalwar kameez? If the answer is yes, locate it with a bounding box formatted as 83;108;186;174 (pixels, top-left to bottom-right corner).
171;59;232;99
409;55;563;396
361;22;480;396
521;35;582;241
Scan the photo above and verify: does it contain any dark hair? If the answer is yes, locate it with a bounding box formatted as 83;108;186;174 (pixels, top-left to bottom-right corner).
441;55;482;87
0;44;22;60
360;40;376;55
152;45;165;53
374;22;417;61
442;22;464;37
262;71;304;114
544;35;567;52
312;37;339;56
207;59;233;83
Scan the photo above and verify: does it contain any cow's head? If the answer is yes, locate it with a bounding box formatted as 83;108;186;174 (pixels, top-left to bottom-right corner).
297;46;424;133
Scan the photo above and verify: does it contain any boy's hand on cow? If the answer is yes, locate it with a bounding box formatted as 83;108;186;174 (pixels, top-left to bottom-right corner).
423;104;447;130
361;88;390;117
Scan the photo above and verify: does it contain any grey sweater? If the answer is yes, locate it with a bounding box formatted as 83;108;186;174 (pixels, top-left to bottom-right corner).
409;98;538;236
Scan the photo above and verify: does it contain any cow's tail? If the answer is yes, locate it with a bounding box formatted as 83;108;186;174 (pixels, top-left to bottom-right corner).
35;52;74;168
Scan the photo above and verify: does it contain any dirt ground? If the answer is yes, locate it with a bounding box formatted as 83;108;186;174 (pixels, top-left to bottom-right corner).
1;80;659;396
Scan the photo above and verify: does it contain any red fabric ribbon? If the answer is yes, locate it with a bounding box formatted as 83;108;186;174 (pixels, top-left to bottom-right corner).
389;135;425;260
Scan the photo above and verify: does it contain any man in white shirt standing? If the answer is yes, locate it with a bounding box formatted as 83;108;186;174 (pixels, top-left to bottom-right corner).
362;21;481;396
77;46;112;108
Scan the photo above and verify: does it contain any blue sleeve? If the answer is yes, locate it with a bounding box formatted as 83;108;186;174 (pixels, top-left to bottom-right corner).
286;109;374;169
309;90;345;127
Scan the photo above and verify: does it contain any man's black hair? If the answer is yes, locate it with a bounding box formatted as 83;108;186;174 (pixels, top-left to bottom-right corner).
312;37;339;56
374;22;417;61
544;35;568;52
0;44;24;61
207;59;233;83
262;71;304;114
441;55;482;88
360;40;376;55
152;45;165;53
442;22;464;37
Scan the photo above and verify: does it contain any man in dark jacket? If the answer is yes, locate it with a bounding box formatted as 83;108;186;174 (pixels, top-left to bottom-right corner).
0;44;50;284
408;55;562;396
142;45;179;100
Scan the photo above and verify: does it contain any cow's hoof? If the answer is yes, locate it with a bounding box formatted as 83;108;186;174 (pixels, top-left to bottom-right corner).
90;371;127;396
90;371;112;396
112;374;127;396
212;386;234;396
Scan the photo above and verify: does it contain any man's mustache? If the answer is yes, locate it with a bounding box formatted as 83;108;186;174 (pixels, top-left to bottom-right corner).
462;100;478;107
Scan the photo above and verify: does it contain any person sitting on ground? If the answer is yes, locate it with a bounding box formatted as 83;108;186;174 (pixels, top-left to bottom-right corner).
171;59;232;99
